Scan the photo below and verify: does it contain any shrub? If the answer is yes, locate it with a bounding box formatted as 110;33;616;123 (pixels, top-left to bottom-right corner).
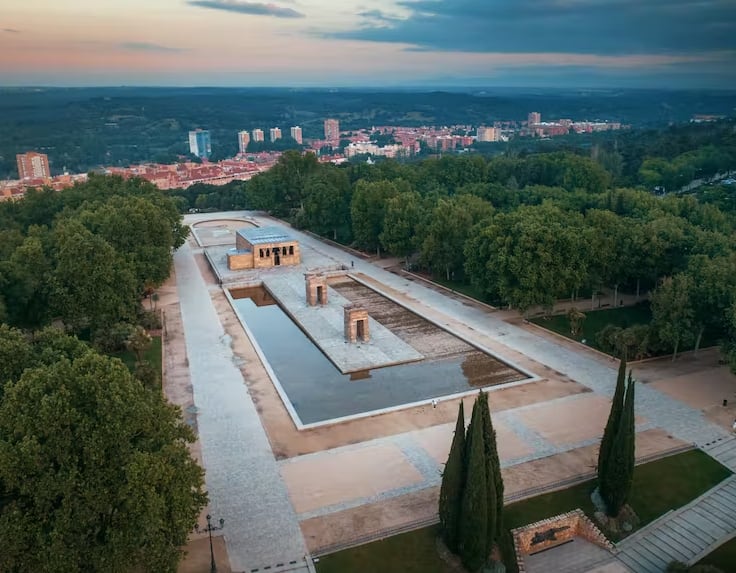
138;309;162;331
91;322;135;353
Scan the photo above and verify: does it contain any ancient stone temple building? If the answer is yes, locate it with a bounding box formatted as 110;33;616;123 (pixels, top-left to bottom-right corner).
305;273;328;306
227;226;301;270
344;305;370;343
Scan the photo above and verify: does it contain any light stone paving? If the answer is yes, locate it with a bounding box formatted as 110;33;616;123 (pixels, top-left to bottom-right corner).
263;271;424;373
175;242;308;573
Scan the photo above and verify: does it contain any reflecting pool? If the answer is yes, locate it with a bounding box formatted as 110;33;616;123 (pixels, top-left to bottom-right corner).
231;286;526;425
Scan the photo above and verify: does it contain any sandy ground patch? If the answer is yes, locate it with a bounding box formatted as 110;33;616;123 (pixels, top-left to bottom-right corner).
632;347;727;383
191;218;255;247
649;365;736;431
178;536;231;573
301;428;685;553
302;487;439;553
281;443;424;514
413;418;534;466
516;394;647;447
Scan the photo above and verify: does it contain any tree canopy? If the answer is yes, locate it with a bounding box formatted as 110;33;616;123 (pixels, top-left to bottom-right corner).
0;327;206;573
0;174;187;336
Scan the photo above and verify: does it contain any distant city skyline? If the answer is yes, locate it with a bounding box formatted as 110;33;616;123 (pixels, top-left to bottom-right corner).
1;0;735;89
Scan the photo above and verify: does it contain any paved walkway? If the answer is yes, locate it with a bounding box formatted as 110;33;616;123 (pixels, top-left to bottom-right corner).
616;475;736;572
175;242;308;573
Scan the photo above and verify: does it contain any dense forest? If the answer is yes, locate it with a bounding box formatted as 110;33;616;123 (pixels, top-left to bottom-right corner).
0;177;206;572
171;122;736;369
2;86;735;178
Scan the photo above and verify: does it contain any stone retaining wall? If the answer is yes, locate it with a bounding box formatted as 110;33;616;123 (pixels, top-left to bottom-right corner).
511;509;613;572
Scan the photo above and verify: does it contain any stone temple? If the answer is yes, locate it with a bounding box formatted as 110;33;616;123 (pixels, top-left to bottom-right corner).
227;226;301;270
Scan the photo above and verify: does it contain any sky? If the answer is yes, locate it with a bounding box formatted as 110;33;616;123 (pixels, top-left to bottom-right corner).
1;0;735;88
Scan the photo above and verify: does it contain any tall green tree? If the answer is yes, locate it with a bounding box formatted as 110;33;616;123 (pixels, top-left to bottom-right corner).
0;325;32;395
51;219;138;334
478;391;504;542
598;358;627;484
439;402;466;552
458;401;488;571
464;205;589;313
379;190;425;268
421;194;493;281
350;179;405;254
0;350;207;573
723;302;736;375
685;254;736;354
600;373;636;517
77;194;186;292
298;168;352;242
651;274;696;361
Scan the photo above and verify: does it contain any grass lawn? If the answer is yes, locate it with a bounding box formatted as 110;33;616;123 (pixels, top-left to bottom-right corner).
429;275;494;304
531;303;723;357
112;335;163;379
697;535;736;571
315;450;731;573
315;526;451;573
531;302;652;352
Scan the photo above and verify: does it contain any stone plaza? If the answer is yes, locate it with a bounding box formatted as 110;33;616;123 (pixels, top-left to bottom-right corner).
166;213;736;573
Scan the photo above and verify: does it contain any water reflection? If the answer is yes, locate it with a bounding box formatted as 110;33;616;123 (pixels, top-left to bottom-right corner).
231;286;524;424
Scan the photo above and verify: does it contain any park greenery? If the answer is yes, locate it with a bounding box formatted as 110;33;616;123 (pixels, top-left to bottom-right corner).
439;393;505;571
204;119;736;370
0;176;204;571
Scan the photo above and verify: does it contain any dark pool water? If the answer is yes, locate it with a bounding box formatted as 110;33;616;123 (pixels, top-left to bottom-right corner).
231;287;524;425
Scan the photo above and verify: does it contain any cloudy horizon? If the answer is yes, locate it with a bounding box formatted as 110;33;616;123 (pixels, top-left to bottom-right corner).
2;0;735;88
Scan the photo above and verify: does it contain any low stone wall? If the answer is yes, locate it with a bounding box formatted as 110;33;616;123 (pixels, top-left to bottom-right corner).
512;509;613;572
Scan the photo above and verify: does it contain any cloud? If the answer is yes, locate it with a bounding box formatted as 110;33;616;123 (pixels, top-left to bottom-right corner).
119;42;184;53
187;0;305;18
357;10;401;23
3;28;20;33
328;0;736;56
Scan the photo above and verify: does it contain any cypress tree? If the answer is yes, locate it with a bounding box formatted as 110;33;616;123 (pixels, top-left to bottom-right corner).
601;372;636;516
439;401;466;552
459;401;488;571
598;357;627;481
478;390;504;542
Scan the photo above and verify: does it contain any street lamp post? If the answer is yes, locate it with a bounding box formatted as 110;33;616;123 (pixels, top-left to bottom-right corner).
194;514;225;573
